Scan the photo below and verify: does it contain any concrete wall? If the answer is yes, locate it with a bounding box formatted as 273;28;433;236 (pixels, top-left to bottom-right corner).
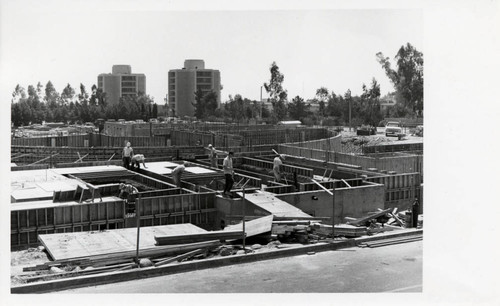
275;184;385;225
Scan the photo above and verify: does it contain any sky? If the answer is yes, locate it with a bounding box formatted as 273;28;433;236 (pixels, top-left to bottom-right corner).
0;1;423;104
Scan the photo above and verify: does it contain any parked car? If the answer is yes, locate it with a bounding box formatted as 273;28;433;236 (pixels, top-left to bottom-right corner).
385;121;402;137
356;125;377;136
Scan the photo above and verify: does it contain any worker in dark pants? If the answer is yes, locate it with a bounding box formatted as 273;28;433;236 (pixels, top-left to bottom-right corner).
122;141;134;169
412;198;420;228
222;152;234;196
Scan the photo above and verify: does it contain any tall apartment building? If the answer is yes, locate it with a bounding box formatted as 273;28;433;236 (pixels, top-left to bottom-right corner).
98;65;146;105
168;59;221;117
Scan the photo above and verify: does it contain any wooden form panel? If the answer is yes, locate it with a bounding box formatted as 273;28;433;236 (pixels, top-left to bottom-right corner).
11;200;126;247
137;193;217;231
367;173;421;204
242;157;313;178
299;178;363;192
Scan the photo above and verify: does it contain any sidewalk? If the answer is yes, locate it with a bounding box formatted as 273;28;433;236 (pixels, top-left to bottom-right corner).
11;228;423;293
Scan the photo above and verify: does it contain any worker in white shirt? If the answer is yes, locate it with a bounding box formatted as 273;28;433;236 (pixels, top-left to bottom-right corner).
222;152;234;196
131;154;147;169
207;144;217;168
273;154;285;182
172;161;188;187
122;142;134;169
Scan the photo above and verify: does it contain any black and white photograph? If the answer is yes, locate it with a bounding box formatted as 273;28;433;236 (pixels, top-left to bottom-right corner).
1;0;498;305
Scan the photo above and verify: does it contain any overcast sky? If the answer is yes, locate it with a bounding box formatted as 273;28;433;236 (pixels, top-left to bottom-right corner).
0;1;423;104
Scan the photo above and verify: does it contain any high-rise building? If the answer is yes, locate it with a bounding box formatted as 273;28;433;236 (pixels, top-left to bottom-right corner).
98;65;146;105
168;60;221;117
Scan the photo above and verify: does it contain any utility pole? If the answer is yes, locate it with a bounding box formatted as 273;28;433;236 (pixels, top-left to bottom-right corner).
260;86;263;119
349;99;352;132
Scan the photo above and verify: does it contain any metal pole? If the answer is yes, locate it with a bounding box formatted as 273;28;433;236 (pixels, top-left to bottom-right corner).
349;99;352;132
135;196;141;263
260;86;263;119
310;179;335;238
332;183;335;238
242;186;246;252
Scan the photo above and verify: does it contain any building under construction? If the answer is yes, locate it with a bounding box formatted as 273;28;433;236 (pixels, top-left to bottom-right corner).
10;124;423;290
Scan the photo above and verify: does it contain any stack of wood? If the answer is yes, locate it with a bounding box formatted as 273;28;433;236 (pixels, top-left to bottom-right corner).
272;220;314;243
342;207;406;235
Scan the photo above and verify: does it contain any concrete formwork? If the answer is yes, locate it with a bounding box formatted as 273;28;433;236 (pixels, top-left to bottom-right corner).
275;182;385;225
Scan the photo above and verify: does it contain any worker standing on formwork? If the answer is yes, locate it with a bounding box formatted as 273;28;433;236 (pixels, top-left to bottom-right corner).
412;198;420;228
131;154;147;169
119;183;139;200
207;144;218;168
273;154;285;183
172;161;188;187
122;142;134;169
222;152;234;196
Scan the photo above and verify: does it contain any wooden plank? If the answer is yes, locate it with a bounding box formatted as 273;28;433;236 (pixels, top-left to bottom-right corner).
346;208;392;226
155;230;244;245
223;215;273;238
241;191;312;218
154;248;206;267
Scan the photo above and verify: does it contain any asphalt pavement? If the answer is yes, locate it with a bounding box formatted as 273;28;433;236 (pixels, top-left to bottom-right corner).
60;240;422;293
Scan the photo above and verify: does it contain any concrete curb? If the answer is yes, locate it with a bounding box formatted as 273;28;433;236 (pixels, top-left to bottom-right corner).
11;228;423;294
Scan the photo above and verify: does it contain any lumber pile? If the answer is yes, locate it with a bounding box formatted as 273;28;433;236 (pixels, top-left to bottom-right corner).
25;240;222;272
358;234;423;248
155;230;244;245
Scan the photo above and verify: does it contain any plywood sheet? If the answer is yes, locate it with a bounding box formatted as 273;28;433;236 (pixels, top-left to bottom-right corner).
51;165;125;175
11;169;68;184
11;196;123;211
36;180;81;192
185;166;216;174
140;161;179;175
240;191;312;218
224;215;273;237
39;223;207;261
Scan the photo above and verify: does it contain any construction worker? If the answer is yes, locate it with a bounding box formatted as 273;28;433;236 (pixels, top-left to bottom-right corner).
222;152;234;196
172;161;188;187
207;144;218;168
412;198;420;228
118;183;138;198
273;154;285;182
122;141;134;169
131;154;147;169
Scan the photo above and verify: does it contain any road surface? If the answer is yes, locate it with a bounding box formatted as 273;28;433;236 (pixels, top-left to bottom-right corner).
60;240;422;293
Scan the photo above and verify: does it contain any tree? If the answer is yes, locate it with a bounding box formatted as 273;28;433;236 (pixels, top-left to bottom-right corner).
376;43;423;116
44;81;60;110
193;89;218;119
61;83;75;104
263;62;288;121
12;84;27;103
315;87;329;103
193;89;205;119
360;78;383;126
288;95;310;120
225;94;245;122
152;104;158;118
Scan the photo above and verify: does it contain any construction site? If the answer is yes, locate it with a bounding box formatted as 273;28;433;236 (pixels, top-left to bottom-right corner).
9;123;423;293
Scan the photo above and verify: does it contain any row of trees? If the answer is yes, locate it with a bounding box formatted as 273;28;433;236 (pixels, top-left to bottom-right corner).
191;42;423;126
11;43;423;128
11;81;157;127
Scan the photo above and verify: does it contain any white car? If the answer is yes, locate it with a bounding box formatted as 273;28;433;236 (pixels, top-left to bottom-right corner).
385;122;402;137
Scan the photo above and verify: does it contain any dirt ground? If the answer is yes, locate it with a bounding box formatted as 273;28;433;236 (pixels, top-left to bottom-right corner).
11;247;51;286
340;129;423;154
